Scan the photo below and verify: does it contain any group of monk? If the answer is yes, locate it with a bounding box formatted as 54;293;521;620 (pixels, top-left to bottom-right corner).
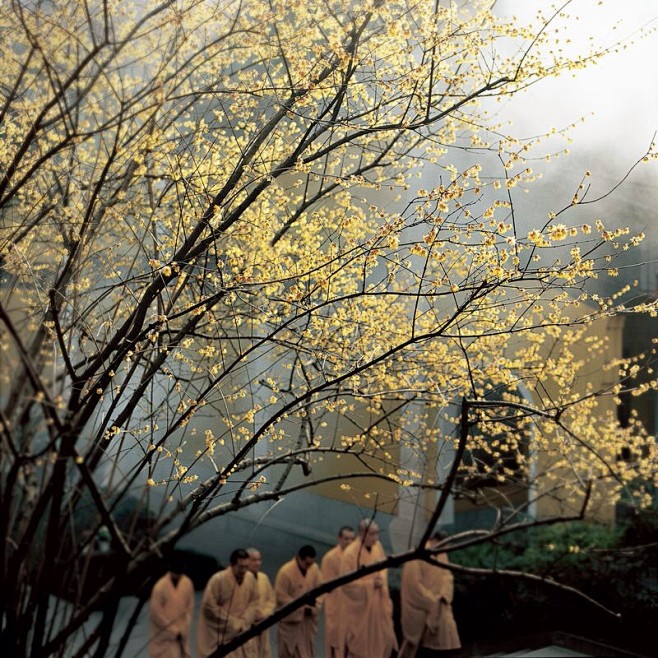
148;519;461;658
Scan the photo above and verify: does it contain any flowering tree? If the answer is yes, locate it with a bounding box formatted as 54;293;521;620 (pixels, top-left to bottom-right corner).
0;0;656;655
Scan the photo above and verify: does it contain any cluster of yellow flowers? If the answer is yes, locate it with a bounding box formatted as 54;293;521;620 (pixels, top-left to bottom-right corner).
0;0;655;519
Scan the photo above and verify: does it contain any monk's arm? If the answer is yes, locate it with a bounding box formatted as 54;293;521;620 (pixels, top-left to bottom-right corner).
261;579;276;618
309;568;324;615
242;579;260;628
340;553;368;604
437;555;455;604
274;570;305;622
202;577;247;635
183;578;195;631
149;583;175;634
321;553;339;582
404;561;439;612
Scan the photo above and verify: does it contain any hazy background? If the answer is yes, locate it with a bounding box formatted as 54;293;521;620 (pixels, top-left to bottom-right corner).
496;0;658;295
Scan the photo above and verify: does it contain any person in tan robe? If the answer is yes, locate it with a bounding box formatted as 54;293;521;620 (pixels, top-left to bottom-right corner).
274;544;323;658
246;547;276;658
148;559;195;658
197;548;259;658
321;525;355;658
340;519;398;658
399;533;461;658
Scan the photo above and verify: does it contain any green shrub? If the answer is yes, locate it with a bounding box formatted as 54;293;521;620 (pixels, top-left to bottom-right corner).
450;518;657;655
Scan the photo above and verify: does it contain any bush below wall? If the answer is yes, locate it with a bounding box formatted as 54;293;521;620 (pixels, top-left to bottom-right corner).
448;515;658;656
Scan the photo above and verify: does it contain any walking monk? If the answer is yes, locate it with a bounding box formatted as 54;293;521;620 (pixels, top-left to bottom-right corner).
274;544;323;658
246;547;276;658
399;532;461;658
321;526;355;658
340;519;398;658
148;556;194;658
197;548;259;658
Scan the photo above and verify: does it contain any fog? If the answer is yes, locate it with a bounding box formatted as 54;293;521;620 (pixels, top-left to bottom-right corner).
495;0;658;294
498;0;657;153
409;1;658;296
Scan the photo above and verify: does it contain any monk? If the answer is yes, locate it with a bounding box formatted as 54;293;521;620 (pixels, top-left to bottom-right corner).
246;547;276;658
340;519;398;658
274;544;323;658
148;556;195;658
321;525;355;658
197;548;259;658
399;533;461;658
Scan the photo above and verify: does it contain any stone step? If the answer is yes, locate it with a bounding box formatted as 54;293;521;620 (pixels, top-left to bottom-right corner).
487;646;590;658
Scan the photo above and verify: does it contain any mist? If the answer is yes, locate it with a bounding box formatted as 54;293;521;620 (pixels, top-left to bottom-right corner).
496;0;658;295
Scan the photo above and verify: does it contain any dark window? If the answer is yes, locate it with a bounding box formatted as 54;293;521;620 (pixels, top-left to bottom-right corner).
457;384;531;490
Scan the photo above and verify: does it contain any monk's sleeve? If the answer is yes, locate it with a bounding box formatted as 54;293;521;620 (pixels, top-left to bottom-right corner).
311;565;324;615
202;575;246;636
319;553;334;608
437;554;454;604
149;581;175;635
183;577;195;631
321;552;338;582
375;543;392;596
403;560;437;613
169;580;193;636
275;567;305;622
340;548;367;605
261;576;276;618
242;577;260;628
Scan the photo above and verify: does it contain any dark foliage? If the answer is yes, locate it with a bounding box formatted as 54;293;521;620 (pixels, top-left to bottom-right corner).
451;516;658;656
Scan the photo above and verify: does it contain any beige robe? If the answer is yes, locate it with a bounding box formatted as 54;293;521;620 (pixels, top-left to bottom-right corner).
399;553;461;658
340;539;398;658
274;558;323;658
247;571;275;658
197;568;259;658
148;572;194;658
321;545;344;658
